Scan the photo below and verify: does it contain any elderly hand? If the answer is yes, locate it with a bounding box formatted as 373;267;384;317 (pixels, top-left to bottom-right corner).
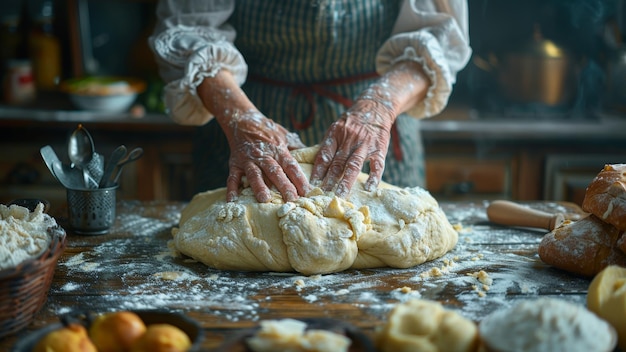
197;71;311;203
310;61;430;197
226;110;310;203
310;97;395;198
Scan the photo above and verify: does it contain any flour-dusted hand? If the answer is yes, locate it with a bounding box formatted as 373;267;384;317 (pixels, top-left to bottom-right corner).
196;70;311;203
310;98;394;198
310;61;431;198
226;110;310;203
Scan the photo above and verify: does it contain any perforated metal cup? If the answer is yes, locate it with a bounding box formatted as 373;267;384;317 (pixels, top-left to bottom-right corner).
66;185;118;235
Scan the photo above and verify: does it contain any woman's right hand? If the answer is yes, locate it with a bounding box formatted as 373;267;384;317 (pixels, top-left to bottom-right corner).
225;109;310;203
197;70;310;203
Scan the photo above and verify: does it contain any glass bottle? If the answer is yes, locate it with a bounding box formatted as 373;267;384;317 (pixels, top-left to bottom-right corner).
28;0;61;91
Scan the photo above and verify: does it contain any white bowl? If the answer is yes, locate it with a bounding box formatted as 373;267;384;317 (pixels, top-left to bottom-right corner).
60;76;146;113
68;93;138;112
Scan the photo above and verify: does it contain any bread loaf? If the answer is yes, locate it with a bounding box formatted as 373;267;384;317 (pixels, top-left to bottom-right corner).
538;215;626;277
582;164;626;231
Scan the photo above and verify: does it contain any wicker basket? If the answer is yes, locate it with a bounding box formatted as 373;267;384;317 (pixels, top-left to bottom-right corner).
0;225;66;338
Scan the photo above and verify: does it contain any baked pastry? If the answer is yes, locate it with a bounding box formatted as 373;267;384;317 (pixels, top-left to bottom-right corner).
538;215;626;277
582;164;626;231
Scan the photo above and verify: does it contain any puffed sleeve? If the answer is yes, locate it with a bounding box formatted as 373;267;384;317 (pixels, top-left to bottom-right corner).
148;0;247;125
376;0;472;118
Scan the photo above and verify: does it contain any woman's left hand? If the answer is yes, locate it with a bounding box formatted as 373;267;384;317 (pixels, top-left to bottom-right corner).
310;97;395;198
310;61;431;197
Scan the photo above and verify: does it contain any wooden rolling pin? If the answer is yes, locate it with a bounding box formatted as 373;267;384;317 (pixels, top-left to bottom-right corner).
486;200;565;231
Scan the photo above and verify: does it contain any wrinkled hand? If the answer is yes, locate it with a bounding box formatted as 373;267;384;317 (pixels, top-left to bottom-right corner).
310;98;395;198
226;110;310;203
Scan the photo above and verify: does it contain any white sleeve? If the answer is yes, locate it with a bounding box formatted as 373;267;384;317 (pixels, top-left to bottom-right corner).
148;0;247;125
376;0;472;118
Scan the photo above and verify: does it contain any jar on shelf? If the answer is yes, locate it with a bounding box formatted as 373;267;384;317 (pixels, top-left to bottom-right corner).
3;59;36;105
28;0;61;91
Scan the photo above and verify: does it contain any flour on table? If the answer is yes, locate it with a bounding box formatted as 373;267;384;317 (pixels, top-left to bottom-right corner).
479;297;615;352
0;203;56;270
172;146;458;275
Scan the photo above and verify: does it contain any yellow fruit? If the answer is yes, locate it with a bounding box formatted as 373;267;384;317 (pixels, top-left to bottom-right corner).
587;265;626;351
33;323;97;352
130;324;192;352
89;311;147;352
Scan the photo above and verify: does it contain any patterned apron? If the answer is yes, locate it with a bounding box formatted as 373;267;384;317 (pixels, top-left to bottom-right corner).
193;0;424;193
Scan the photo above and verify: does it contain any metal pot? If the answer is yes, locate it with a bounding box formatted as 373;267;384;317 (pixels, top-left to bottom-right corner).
474;26;580;107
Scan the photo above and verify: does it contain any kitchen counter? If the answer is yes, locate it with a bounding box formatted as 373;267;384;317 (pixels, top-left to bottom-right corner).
0;200;593;350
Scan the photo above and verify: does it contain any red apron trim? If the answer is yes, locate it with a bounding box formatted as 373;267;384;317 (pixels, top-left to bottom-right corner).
248;73;403;161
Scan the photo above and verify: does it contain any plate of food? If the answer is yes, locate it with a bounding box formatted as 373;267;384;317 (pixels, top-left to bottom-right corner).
213;317;375;352
11;310;203;352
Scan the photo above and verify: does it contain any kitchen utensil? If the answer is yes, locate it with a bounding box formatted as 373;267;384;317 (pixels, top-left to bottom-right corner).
52;161;86;190
111;147;143;185
99;145;127;188
83;152;104;186
68;124;95;168
66;184;118;235
473;24;580;107
487;200;565;231
39;145;63;182
82;168;99;189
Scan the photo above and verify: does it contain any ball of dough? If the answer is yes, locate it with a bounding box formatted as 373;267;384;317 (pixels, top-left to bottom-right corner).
246;319;351;352
375;299;478;352
172;147;458;275
587;265;626;351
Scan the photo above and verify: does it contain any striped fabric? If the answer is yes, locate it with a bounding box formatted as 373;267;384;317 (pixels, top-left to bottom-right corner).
193;0;424;193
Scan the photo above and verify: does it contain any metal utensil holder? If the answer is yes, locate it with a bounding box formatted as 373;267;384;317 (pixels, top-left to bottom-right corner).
66;185;118;235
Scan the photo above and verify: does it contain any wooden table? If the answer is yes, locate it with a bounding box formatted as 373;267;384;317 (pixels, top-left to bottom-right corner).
0;200;592;351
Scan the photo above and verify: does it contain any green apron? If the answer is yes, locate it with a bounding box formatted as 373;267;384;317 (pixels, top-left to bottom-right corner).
193;0;424;193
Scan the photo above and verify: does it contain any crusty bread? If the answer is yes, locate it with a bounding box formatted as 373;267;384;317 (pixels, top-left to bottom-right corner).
538;215;626;277
582;164;626;231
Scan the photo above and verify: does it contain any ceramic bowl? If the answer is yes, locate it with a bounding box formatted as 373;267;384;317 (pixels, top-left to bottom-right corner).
60;76;146;113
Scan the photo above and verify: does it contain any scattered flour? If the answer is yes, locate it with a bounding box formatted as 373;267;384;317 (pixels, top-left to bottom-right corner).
48;201;590;326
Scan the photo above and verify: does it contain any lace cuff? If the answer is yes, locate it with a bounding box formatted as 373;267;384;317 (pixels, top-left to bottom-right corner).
150;26;248;125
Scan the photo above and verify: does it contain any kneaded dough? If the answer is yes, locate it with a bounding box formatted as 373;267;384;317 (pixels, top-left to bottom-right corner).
172;146;458;275
376;299;478;352
246;319;351;352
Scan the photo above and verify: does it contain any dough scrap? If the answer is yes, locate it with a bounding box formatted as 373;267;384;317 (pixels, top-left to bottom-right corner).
246;319;351;352
375;299;478;352
173;146;458;275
